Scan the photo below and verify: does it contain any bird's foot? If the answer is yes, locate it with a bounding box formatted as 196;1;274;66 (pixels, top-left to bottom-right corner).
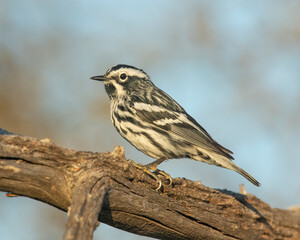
145;159;172;186
152;169;172;186
129;160;172;190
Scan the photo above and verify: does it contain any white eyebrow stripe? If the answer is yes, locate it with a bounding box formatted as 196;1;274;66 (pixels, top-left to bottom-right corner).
108;68;149;79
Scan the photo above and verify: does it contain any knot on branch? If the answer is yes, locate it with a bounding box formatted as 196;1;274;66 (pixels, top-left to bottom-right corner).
0;132;300;240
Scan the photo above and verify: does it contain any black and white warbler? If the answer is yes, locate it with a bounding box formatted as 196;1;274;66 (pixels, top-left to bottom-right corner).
91;64;260;188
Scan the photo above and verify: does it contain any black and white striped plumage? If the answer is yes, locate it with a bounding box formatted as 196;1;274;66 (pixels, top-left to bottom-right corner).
91;64;260;186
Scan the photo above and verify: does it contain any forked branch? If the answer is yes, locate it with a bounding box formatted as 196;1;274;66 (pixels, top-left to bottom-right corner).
0;129;299;240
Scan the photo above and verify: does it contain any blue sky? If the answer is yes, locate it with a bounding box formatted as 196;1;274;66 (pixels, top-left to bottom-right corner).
1;1;300;239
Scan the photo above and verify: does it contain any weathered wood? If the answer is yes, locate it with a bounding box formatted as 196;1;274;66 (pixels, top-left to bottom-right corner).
63;173;110;240
0;130;299;240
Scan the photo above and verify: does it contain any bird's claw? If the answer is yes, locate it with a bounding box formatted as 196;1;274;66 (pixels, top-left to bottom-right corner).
129;160;171;190
154;169;172;186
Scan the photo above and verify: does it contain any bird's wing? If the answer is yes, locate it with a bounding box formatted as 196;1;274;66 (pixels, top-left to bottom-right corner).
171;113;234;159
133;102;234;160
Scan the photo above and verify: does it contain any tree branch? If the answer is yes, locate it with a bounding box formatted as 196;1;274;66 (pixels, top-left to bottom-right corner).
63;173;110;240
0;129;299;240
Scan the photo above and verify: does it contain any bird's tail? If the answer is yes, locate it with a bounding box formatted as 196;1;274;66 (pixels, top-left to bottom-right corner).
229;161;261;186
192;153;260;186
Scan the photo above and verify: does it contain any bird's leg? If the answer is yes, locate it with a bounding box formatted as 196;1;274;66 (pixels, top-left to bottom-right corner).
129;157;172;190
145;157;166;170
129;160;162;190
146;157;173;186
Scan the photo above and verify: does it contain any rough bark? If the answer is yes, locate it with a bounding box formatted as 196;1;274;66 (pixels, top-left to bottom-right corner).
0;129;299;240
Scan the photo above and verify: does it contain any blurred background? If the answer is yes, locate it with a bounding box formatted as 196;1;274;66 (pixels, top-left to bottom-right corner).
1;0;300;239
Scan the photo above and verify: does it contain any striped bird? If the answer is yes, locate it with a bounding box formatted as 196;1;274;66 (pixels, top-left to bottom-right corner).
91;64;260;188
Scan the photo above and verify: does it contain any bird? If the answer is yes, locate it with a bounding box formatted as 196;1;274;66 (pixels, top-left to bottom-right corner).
91;64;260;189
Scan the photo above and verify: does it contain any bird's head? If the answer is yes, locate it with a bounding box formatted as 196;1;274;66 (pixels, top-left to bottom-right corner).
91;64;152;99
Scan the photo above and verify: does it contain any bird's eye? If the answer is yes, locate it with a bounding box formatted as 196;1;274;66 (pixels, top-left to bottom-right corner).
119;73;128;81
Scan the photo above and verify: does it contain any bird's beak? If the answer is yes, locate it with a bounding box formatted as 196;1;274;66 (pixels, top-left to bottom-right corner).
90;75;109;81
